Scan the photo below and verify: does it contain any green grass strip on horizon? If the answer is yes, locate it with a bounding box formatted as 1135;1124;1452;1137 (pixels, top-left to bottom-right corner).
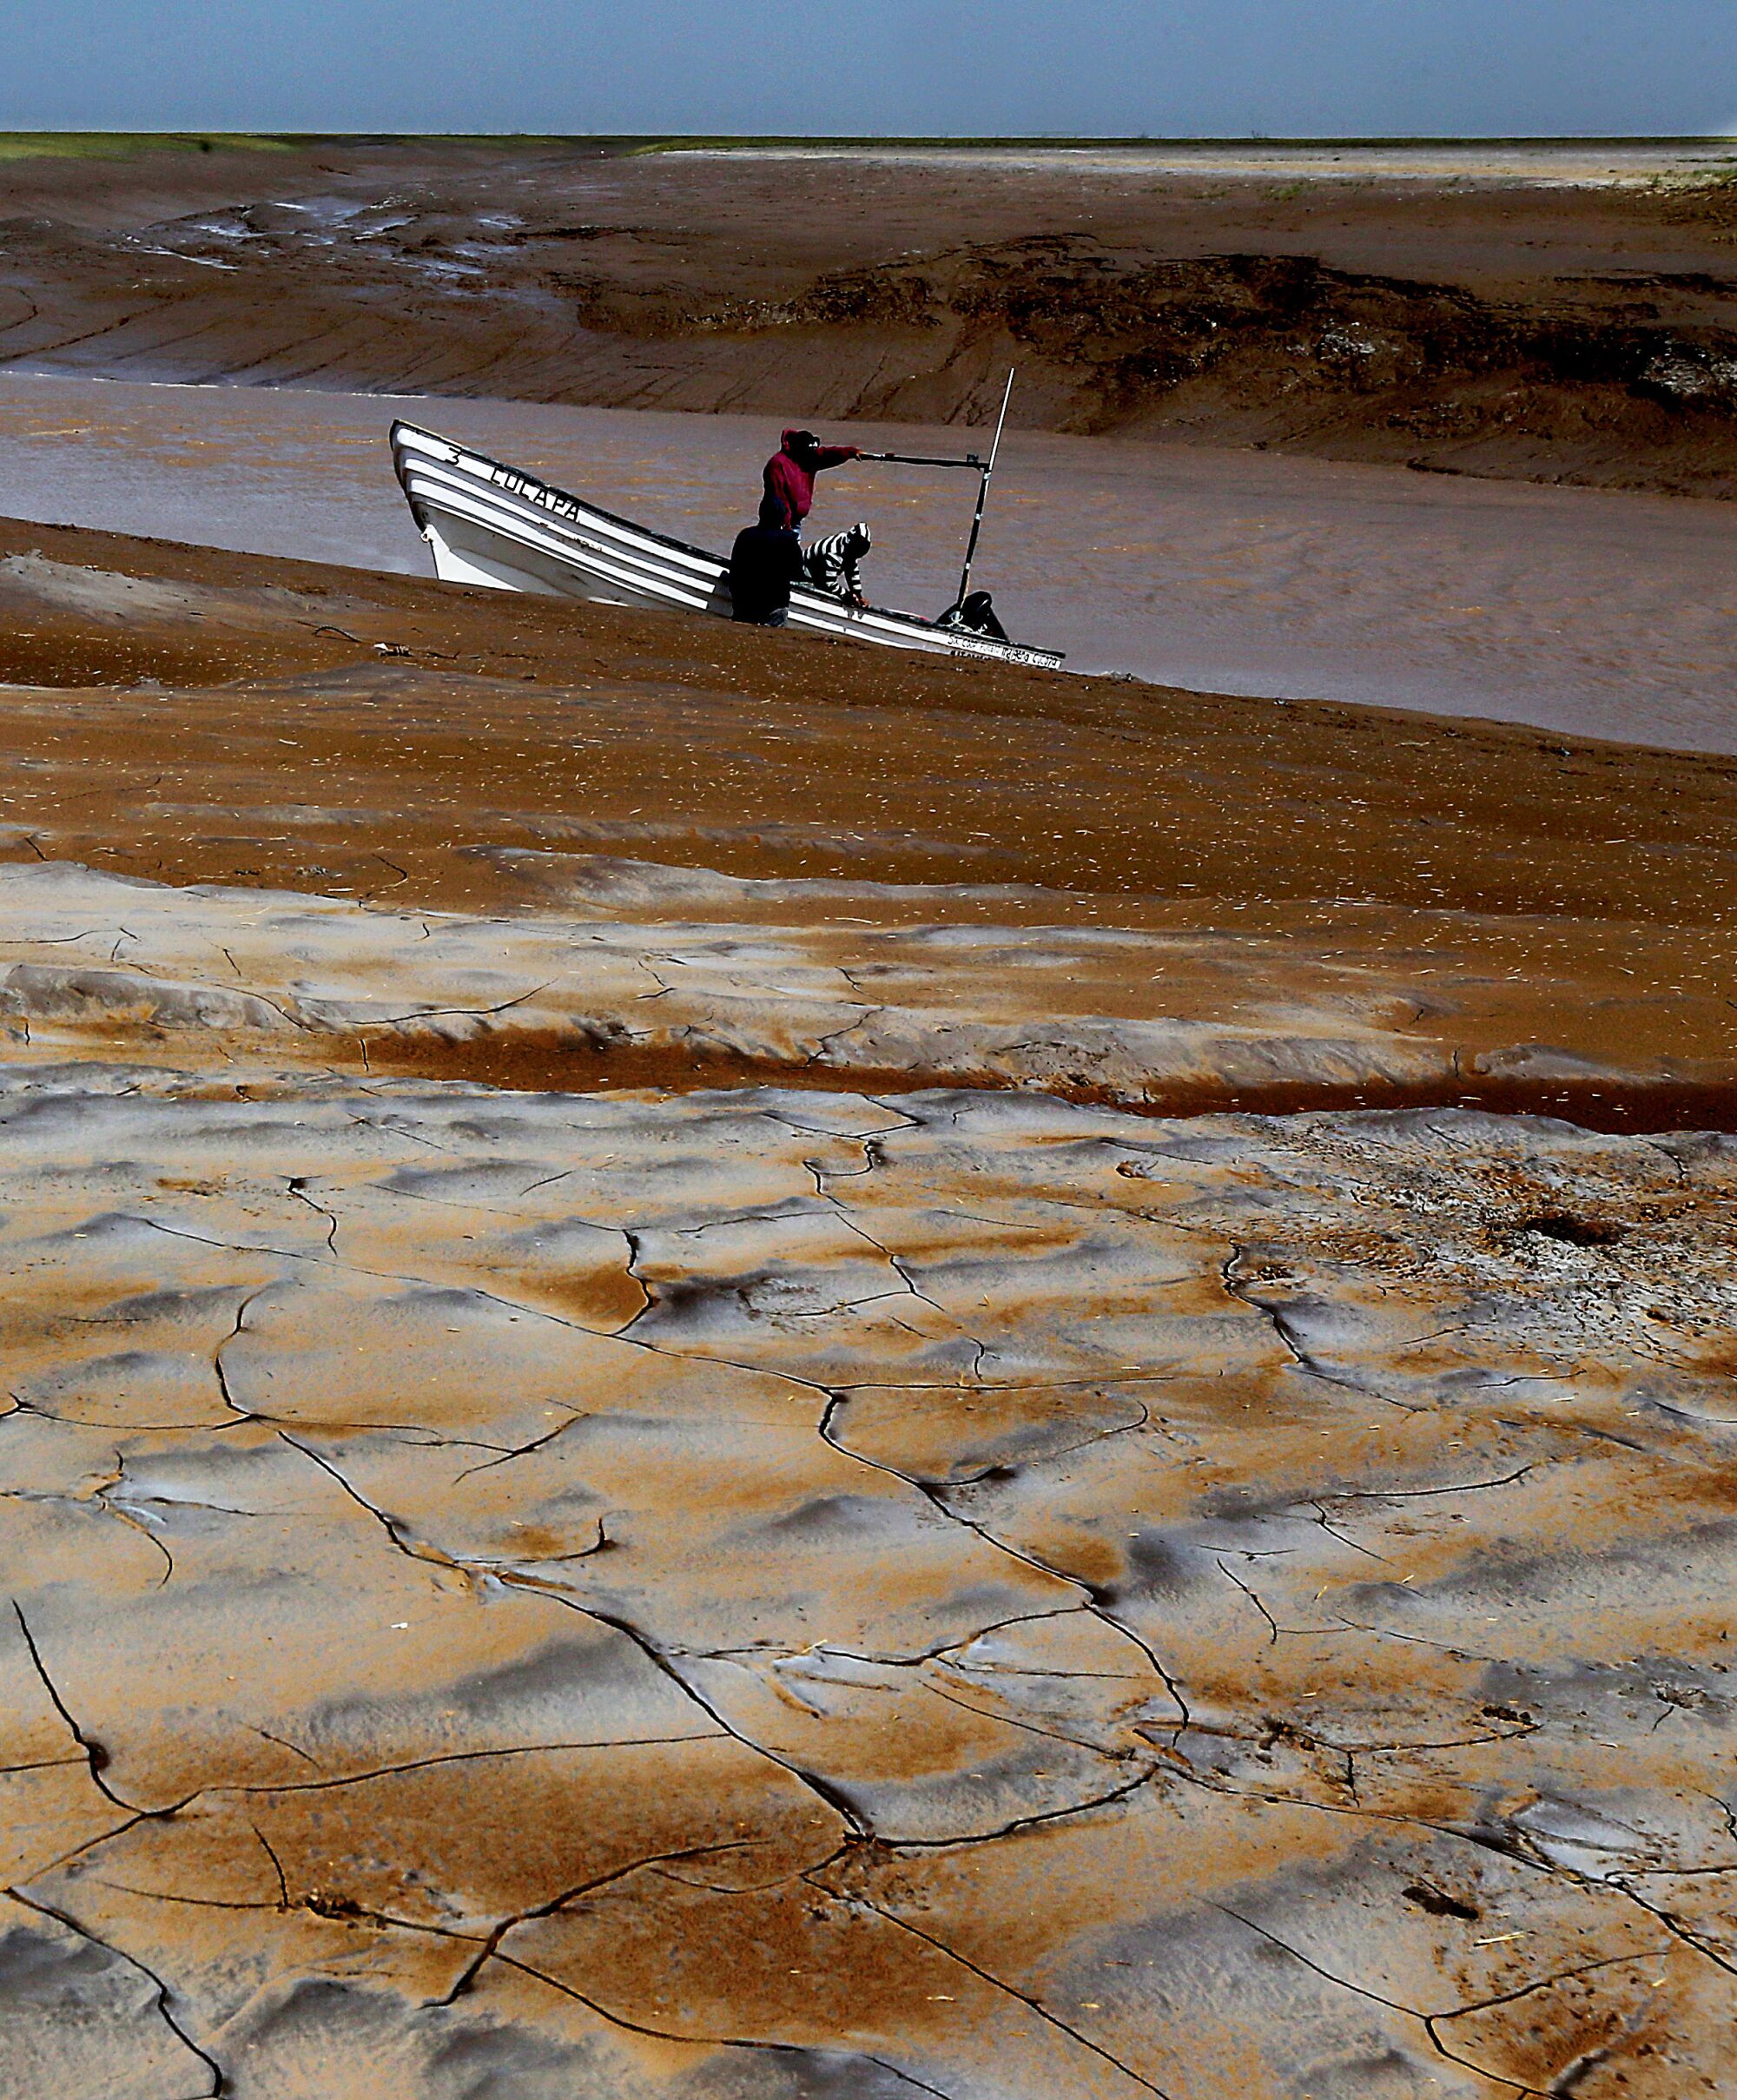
3;130;1731;166
0;132;295;162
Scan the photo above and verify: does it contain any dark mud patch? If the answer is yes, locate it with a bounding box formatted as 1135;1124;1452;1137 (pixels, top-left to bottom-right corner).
1402;1881;1482;1920
1515;1212;1628;1247
347;1025;1737;1133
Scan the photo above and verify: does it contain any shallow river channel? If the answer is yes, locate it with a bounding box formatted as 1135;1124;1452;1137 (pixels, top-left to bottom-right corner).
3;369;1735;752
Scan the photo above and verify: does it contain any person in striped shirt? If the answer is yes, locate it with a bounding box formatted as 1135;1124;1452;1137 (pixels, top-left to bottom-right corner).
803;521;873;609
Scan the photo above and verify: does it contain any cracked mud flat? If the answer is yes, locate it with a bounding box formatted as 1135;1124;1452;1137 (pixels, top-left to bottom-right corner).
1;521;1735;2096
3;1073;1737;2098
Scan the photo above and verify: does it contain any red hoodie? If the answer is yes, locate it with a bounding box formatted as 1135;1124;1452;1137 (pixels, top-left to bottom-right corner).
759;429;860;532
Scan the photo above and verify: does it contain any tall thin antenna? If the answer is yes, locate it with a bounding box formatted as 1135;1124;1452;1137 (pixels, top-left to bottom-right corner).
953;367;1015;612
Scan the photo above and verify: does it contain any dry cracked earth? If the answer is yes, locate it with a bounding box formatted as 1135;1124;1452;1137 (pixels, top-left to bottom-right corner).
1;522;1735;2097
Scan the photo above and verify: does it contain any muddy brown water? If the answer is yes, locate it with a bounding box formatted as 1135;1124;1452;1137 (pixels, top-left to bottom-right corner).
4;371;1737;753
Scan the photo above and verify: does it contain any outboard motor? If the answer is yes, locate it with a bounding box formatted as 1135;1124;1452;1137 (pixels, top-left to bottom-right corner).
940;589;1008;641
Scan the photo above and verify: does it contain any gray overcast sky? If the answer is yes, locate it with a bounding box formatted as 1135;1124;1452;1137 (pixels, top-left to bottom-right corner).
3;0;1734;139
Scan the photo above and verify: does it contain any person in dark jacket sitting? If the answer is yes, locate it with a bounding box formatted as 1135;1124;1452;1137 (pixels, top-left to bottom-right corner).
727;522;806;626
760;428;862;532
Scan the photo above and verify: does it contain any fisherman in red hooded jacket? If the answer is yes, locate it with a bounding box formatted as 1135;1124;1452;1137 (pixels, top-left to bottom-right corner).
759;427;862;532
729;427;864;625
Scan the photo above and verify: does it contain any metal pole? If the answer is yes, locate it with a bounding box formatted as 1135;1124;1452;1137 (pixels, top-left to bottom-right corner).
857;449;983;469
953;367;1015;612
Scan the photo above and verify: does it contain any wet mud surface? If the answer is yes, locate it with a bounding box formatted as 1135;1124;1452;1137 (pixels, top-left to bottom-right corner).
2;857;1737;1139
1;518;1735;2094
2;512;1734;925
3;135;1737;498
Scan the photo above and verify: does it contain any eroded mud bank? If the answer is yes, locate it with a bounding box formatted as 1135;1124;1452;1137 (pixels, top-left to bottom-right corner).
4;135;1737;495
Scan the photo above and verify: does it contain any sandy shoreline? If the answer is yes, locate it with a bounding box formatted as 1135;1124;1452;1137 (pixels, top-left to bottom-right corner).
3;510;1734;1101
662;138;1735;184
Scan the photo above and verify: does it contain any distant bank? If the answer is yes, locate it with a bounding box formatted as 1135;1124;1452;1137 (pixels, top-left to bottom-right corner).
2;130;1734;499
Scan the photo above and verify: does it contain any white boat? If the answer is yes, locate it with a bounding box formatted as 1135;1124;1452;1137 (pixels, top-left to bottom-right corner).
388;420;1065;671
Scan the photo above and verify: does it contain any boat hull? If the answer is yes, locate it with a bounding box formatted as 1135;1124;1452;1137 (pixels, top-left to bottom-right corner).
390;421;1064;670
